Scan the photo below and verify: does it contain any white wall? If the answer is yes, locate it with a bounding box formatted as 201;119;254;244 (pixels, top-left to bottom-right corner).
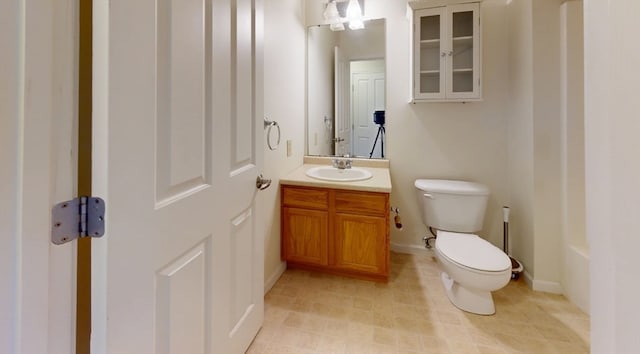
338;19;385;60
531;0;563;291
585;0;640;351
505;0;570;293
262;0;307;291
505;0;535;283
560;0;589;313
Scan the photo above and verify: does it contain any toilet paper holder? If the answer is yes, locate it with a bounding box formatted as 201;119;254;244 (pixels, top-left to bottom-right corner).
390;207;403;230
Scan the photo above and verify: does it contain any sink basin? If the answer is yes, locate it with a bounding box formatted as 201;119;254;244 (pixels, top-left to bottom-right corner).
305;166;373;182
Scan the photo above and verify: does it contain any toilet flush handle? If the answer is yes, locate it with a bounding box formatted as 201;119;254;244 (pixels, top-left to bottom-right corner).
423;193;434;199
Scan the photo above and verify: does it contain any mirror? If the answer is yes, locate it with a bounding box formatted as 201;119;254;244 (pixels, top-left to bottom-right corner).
307;18;386;158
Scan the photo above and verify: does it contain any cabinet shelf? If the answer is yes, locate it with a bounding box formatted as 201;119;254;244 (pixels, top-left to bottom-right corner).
452;35;473;44
420;39;440;48
420;70;440;75
452;68;473;73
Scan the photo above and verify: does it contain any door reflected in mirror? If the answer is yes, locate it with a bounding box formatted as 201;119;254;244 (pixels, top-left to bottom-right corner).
307;18;386;158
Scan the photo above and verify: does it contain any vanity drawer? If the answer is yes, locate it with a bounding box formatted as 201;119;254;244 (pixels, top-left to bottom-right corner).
282;186;329;210
335;190;388;216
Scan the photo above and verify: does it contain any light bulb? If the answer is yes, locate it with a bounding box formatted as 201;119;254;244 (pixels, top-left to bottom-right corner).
323;1;340;23
324;0;345;31
346;0;362;20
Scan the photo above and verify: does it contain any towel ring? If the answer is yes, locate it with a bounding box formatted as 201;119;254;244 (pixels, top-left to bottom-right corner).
264;117;280;151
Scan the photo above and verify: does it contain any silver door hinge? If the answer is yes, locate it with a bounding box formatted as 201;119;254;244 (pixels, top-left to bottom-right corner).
51;196;105;245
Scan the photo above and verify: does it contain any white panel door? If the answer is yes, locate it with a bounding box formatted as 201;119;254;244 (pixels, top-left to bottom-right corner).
352;72;385;158
334;46;351;156
92;0;264;353
1;0;76;353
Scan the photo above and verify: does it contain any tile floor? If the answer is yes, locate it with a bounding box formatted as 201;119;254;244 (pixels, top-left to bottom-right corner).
247;251;590;354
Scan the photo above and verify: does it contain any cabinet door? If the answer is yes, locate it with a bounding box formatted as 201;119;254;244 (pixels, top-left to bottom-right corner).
445;3;480;100
282;207;328;266
334;213;388;275
414;7;446;100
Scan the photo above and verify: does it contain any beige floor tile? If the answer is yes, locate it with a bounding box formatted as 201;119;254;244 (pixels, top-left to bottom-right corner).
372;311;396;329
446;338;481;354
321;318;350;337
282;311;306;328
315;334;347;353
347;307;374;324
396;331;424;351
344;339;396;354
420;334;450;353
248;252;590;354
347;322;375;342
372;326;398;346
476;343;508;354
352;296;374;311
301;313;328;333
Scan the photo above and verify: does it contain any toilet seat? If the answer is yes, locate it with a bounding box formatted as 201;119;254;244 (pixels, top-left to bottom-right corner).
436;231;511;273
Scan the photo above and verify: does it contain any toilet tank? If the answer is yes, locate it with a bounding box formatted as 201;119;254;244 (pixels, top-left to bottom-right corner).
414;179;490;233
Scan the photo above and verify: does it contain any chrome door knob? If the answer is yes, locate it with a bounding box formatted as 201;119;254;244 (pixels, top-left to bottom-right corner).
256;174;271;190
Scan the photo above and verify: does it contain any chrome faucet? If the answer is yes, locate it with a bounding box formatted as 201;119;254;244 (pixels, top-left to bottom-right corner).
332;155;352;170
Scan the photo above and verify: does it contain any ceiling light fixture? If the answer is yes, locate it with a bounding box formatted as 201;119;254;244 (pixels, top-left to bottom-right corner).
323;1;345;31
324;0;365;31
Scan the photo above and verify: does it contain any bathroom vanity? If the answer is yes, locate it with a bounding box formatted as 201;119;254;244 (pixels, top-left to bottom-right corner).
280;157;392;281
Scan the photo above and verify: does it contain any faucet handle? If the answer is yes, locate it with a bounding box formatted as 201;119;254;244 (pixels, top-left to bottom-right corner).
332;156;352;169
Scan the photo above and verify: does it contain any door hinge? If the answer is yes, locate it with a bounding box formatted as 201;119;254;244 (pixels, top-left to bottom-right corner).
51;196;105;245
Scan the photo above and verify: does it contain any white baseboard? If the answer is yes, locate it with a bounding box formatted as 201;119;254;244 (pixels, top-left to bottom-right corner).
564;246;590;314
523;270;564;294
390;242;432;255
264;261;286;295
523;270;534;289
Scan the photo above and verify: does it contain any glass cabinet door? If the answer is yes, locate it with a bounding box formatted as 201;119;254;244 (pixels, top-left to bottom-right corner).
414;7;445;99
446;3;480;98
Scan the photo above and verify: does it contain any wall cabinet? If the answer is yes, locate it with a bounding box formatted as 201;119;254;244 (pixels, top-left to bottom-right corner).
413;2;481;102
281;185;390;281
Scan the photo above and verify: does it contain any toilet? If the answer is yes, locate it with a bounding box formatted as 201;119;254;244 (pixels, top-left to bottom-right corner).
414;179;511;315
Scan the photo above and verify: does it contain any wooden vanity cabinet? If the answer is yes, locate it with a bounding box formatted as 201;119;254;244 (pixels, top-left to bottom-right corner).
281;185;390;281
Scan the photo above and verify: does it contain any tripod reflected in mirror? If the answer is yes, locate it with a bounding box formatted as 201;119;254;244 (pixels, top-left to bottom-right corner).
369;110;385;158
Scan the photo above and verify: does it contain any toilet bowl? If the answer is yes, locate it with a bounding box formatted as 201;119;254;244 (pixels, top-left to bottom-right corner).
435;231;511;315
414;179;512;315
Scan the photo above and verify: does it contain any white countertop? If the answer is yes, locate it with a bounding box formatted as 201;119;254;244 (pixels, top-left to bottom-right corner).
280;159;392;193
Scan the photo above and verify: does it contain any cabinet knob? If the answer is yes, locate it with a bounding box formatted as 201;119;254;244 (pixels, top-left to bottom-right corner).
448;50;454;56
441;51;447;57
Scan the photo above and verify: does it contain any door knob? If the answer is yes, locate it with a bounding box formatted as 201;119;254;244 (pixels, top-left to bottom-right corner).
256;174;271;190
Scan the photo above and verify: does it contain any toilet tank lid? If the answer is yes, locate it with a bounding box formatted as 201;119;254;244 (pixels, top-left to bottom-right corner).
414;179;489;196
